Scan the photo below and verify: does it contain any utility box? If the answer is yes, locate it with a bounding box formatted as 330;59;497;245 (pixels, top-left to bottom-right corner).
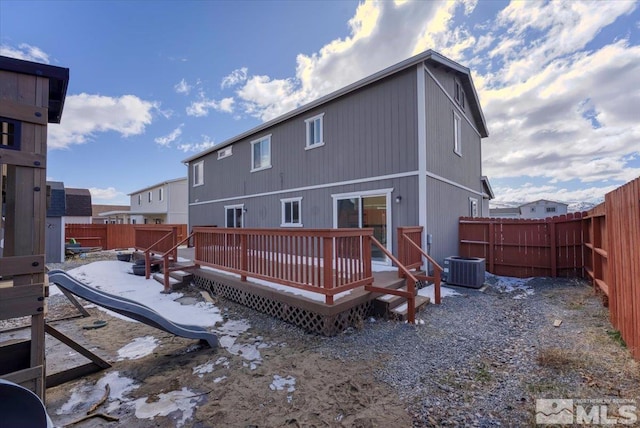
443;256;486;288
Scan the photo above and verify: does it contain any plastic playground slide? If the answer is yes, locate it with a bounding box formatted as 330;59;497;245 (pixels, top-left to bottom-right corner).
47;270;218;348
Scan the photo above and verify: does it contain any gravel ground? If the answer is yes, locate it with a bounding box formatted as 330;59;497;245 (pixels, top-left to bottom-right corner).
22;252;640;426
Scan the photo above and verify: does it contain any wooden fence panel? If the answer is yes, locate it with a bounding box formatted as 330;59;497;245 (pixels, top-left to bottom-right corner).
604;177;640;359
65;224;187;250
460;214;585;279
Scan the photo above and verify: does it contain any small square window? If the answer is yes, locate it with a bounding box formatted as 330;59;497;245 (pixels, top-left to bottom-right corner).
251;135;271;172
281;197;302;227
218;146;232;160
0;118;21;151
305;113;324;149
193;160;204;186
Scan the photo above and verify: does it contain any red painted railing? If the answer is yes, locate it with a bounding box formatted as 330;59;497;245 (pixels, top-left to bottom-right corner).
397;226;443;305
192;227;374;304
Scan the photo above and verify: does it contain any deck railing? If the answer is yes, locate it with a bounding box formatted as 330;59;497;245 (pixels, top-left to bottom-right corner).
134;226;179;279
397;226;443;304
192;227;374;304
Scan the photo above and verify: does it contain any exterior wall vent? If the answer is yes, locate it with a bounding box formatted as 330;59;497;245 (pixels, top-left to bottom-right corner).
443;256;486;288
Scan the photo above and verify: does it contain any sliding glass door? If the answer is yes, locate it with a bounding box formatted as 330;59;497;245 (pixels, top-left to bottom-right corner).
336;194;389;262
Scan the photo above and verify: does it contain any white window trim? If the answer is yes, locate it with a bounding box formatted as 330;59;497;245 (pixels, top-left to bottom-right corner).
453;111;462;157
469;197;479;218
250;134;272;172
330;188;394;265
193;160;204;187
304;113;325;150
280;197;303;228
217;146;232;160
224;204;245;228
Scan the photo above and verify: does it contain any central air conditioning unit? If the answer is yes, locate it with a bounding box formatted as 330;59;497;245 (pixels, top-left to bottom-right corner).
443;256;486;288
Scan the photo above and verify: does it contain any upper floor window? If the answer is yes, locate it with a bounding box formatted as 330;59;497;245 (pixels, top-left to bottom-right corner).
0;118;20;151
530;207;536;212
193;160;204;186
137;194;141;205
281;197;302;227
158;188;163;201
453;111;461;156
148;191;152;202
546;207;556;213
455;80;465;110
305;113;324;149
218;146;232;160
251;135;271;172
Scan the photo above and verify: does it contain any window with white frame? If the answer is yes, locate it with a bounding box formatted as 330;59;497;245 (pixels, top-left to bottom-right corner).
546;207;556;213
251;135;271;172
193;160;204;186
469;197;479;218
305;113;324;149
148;191;152;202
158;187;163;201
455;80;465;110
225;205;244;228
281;197;302;227
453;111;462;156
217;146;232;160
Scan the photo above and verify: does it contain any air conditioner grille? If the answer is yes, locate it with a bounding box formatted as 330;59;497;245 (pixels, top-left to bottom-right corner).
443;257;485;288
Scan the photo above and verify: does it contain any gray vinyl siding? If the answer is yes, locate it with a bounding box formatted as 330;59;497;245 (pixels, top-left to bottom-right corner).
424;67;482;193
190;67;418;205
425;177;476;265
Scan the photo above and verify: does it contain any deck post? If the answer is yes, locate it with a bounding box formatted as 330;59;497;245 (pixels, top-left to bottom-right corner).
323;235;333;304
240;233;248;282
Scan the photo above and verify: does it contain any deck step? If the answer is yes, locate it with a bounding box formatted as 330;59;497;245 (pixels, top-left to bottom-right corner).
169;270;193;283
152;273;185;291
389;295;431;321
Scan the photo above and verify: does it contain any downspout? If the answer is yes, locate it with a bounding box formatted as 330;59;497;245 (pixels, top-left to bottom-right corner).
416;64;428;267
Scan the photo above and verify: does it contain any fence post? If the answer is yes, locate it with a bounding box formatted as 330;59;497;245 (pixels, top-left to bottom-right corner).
323;236;333;305
488;222;495;273
550;219;557;277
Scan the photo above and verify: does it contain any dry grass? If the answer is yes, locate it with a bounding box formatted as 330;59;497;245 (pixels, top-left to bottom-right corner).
536;347;586;371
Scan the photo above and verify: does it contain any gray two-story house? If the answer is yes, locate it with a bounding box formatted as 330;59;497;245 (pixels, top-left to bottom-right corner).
183;50;490;265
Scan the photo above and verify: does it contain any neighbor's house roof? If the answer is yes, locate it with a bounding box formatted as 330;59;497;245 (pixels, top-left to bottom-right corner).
46;181;66;217
0;56;69;123
127;177;187;196
182;49;488;164
92;204;129;217
519;199;568;208
490;207;521;216
100;210;167;217
65;188;92;217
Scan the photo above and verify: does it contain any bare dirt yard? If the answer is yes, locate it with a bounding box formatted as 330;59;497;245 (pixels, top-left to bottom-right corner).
3;255;638;427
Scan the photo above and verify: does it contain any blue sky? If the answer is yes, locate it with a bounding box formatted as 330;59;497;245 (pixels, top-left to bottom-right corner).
1;0;638;207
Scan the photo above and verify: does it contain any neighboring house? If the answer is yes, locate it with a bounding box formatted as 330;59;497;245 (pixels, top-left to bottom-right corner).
183;50;490;265
45;183;93;262
519;199;568;219
489;199;569;219
92;204;130;224
125;178;188;224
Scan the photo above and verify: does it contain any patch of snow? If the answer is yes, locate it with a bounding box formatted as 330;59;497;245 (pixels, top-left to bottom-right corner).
419;283;461;301
57;371;138;415
117;336;158;361
192;362;215;378
214;376;227;383
133;387;199;427
487;273;535;299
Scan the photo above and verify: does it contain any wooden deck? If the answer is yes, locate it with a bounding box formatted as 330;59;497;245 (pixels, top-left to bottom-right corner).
191;268;406;336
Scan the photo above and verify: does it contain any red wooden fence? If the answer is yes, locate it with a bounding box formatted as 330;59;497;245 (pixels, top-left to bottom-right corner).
65;224;187;250
584;177;640;359
459;213;586;278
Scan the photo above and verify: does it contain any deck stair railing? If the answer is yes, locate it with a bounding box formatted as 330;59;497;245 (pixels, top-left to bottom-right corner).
157;232;198;293
397;226;442;304
134;226;179;279
364;236;420;323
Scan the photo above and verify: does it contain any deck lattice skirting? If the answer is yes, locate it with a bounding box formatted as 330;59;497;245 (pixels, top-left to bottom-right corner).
192;270;373;336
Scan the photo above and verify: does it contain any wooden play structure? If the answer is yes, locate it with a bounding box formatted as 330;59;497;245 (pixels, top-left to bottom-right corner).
0;55;69;399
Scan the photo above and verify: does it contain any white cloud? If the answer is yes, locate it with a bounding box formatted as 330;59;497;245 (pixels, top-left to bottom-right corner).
48;93;156;149
176;135;216;153
89;187;127;203
0;43;50;63
221;67;248;89
186;96;234;117
154;124;183;147
174;78;192;95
